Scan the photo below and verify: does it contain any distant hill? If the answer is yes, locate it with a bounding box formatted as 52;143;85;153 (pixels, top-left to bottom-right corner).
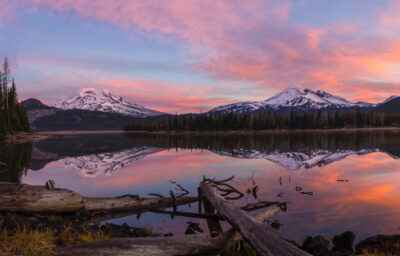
23;98;139;131
377;97;400;113
23;98;53;111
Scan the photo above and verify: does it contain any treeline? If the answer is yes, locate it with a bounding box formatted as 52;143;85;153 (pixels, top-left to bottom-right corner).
0;58;30;136
125;109;400;131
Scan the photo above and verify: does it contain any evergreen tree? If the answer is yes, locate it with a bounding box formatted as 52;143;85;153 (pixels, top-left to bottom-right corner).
0;57;31;137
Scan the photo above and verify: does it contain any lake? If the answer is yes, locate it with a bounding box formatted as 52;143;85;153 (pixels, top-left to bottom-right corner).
2;130;400;244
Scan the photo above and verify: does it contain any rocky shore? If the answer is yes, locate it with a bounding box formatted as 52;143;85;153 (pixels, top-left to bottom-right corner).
300;231;400;256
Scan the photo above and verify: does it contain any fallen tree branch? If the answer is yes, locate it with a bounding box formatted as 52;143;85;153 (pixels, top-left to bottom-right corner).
83;196;197;213
56;234;224;256
56;203;282;256
150;209;225;220
0;182;84;213
200;182;311;256
169;180;190;196
0;182;197;214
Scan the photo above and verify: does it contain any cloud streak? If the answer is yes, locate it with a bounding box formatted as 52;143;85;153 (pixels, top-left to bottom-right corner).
4;0;400;111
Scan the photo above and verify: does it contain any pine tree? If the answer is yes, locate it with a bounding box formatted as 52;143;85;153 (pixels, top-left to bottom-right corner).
0;57;31;137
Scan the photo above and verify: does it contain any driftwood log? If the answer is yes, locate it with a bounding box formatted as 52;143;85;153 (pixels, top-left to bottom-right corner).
83;196;197;213
200;182;311;256
56;234;225;256
56;204;282;256
0;182;197;214
0;182;84;213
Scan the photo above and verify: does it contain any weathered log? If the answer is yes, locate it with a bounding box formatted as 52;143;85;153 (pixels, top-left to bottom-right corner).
0;182;84;213
56;204;281;256
0;182;197;214
83;196;197;213
203;197;223;237
150;209;225;220
56;234;224;256
200;182;311;256
221;203;283;252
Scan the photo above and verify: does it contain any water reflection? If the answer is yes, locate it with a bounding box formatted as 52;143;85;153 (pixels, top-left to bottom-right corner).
0;142;32;183
1;131;400;243
21;131;400;179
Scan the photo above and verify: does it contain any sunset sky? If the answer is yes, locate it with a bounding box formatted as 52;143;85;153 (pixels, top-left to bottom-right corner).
2;0;400;113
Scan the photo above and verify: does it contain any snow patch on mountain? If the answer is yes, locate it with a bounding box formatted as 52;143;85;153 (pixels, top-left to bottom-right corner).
53;88;162;117
382;95;399;104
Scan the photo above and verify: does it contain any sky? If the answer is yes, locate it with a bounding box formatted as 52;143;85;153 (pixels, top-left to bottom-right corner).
1;0;400;113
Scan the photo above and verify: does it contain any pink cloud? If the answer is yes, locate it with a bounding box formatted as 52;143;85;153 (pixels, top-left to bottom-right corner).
376;1;400;30
23;0;400;104
19;72;226;113
0;0;15;24
86;79;227;113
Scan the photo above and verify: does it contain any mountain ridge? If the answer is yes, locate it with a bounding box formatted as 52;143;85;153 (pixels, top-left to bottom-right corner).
209;85;378;114
23;98;140;131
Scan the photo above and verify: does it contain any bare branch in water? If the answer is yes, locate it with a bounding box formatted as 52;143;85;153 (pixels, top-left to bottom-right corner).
151;209;225;220
115;194;143;201
147;193;165;198
241;201;288;212
169;180;190;196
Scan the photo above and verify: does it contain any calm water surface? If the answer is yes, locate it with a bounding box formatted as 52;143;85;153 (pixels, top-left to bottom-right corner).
2;131;400;243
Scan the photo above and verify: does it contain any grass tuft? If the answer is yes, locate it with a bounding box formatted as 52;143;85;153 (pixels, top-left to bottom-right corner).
0;227;56;255
58;224;113;246
359;249;398;256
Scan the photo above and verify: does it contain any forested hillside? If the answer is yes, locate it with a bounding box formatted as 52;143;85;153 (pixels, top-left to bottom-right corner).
125;109;400;132
0;58;31;136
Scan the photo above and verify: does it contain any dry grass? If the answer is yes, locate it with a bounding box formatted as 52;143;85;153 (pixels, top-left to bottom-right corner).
359;249;398;256
0;227;56;255
0;225;118;255
58;224;113;246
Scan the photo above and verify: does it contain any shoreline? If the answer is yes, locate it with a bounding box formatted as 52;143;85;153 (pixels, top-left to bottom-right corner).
3;126;400;142
35;126;400;136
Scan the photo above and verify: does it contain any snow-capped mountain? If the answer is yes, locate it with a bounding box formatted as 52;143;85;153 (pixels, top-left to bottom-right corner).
57;146;163;177
53;88;163;117
382;95;399;104
212;148;379;171
210;85;375;113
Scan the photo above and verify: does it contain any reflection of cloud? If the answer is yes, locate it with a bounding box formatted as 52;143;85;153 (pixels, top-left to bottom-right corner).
57;147;163;177
22;147;400;242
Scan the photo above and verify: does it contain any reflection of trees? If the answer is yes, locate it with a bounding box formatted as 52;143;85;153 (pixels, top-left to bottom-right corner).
125;131;400;157
4;130;400;178
0;142;33;183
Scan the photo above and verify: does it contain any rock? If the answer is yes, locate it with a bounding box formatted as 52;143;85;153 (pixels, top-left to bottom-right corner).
332;231;355;252
285;239;301;248
271;221;281;230
185;221;203;235
355;235;400;255
301;235;330;256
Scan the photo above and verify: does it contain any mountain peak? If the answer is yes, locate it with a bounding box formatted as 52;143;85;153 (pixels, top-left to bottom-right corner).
53;88;163;117
209;86;376;113
286;84;302;91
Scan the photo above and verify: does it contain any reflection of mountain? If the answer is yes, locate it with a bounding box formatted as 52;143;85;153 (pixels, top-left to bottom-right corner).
29;133;164;176
1;130;398;183
57;147;163;177
125;131;400;171
213;148;378;171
